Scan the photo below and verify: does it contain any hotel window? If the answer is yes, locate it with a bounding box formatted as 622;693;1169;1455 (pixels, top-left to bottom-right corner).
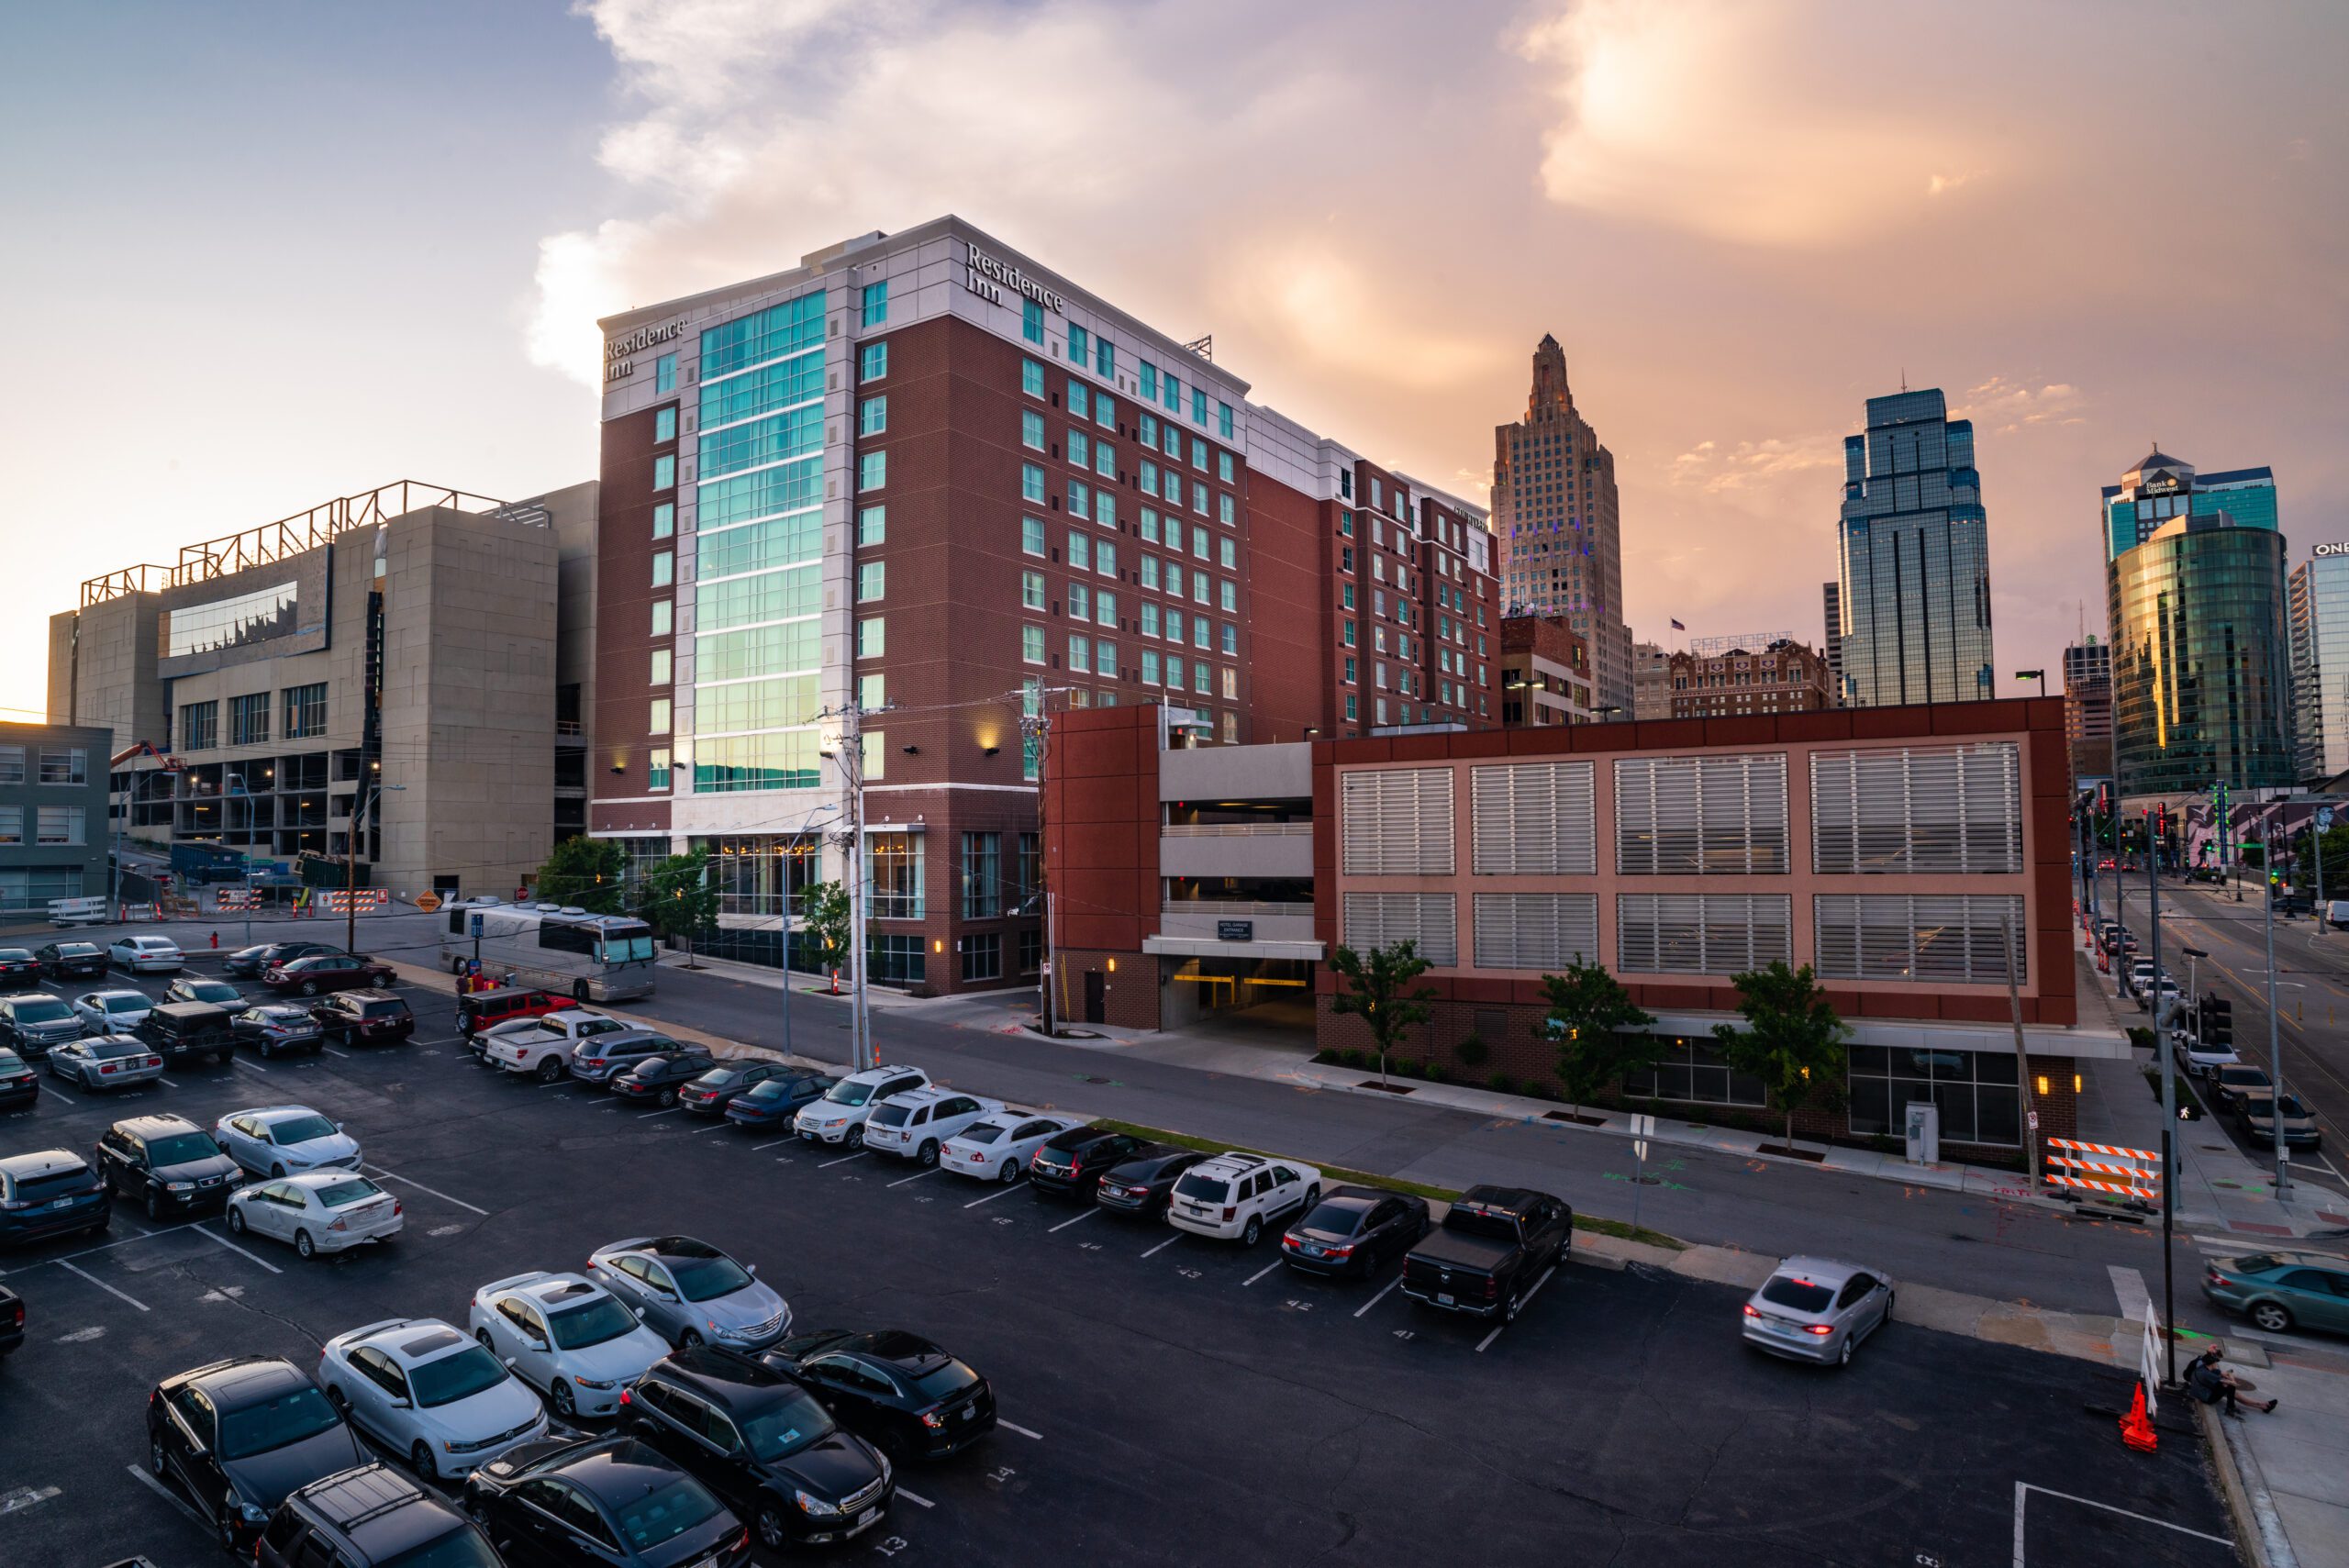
1096;394;1114;429
1097;590;1117;627
1163;468;1182;504
180;702;217;752
1219;451;1234;484
1019;360;1045;400
1343;656;1356;684
867;932;926;984
1022;625;1045;664
1163;373;1180;413
1191;663;1209;695
0;806;18;844
229;692;271;748
868;832;925;919
1140;361;1158;399
1070;431;1090;469
1022;572;1046;611
1140;460;1158;495
1188;438;1206;471
1097;540;1117;577
282;683;328;740
1219;580;1236;612
1067;531;1090;572
1345;694;1357;721
1220;666;1237;700
1219;536;1236;569
1166;655;1185;689
1141;603;1160;637
651;599;673;637
1097;339;1115;378
1096;638;1119;675
858;451;886;492
651;647;674;685
1021;463;1045;503
1620;1038;1768;1109
1342;619;1355;647
1022;516;1046;556
861;280;889;326
858;505;886;545
652;454;675;491
1023;298;1044;343
960;932;1003;984
1166;609;1185;644
1096;493;1116;530
1192;480;1208;515
857;562;885;602
860;395;886;435
655;353;676;394
651;501;674;539
649;697;672;734
654;406;677;443
1847;1043;2019;1147
1067;481;1090;519
961;831;1002;919
1141;651;1161;684
36;807;84;846
1192;526;1210;561
859;673;885;711
1068;635;1091;673
1021;410;1044;450
1219;403;1234;439
1069;584;1090;622
1141;557;1160;592
860;341;887;380
1068;381;1089;420
857;616;885;658
1342;583;1354;609
1167;563;1184;597
1192;387;1208;425
1068;325;1089;364
1219;494;1235;526
1095;443;1115;479
1220;623;1237;654
649;748;671;790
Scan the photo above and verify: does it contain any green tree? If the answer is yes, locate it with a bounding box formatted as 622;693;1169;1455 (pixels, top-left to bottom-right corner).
1712;961;1849;1154
1542;955;1657;1123
637;846;719;967
533;836;625;915
798;879;852;984
1327;940;1437;1088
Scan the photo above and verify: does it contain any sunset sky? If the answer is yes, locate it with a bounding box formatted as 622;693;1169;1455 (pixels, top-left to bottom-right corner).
4;0;2343;724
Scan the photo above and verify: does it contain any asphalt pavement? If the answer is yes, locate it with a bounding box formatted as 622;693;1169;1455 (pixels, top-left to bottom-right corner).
0;950;2243;1567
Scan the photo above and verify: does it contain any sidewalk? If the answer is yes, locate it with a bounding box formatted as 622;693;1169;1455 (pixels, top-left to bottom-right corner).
2204;1336;2349;1568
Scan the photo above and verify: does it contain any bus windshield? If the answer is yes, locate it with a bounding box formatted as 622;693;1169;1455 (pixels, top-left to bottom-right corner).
600;930;655;965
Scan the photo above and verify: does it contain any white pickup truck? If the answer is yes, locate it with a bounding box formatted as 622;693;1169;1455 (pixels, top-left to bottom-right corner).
481;1010;639;1081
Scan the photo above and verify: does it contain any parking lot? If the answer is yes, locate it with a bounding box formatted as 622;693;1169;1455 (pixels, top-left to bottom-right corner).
0;956;2241;1567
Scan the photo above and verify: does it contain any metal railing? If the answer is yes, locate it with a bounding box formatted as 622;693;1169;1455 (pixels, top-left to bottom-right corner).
1161;899;1314;917
1160;823;1312;839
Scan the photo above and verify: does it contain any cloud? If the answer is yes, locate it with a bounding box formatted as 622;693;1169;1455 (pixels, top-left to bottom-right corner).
1211;236;1501;393
1667;432;1840;495
1955;375;2087;434
1515;0;1998;247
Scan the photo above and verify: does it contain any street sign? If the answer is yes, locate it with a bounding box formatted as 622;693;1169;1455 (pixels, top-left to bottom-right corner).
2321;807;2336;832
414;892;442;913
1216;919;1253;941
467;912;484;939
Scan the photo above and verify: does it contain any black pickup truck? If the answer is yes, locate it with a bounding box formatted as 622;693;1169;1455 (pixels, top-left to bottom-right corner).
1402;1185;1572;1321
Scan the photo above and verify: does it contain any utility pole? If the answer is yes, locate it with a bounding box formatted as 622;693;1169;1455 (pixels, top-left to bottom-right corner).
2148;808;2177;1388
345;778;368;954
833;701;874;1075
2000;912;2041;1190
1021;695;1057;1039
2263;847;2290;1199
2313;806;2333;935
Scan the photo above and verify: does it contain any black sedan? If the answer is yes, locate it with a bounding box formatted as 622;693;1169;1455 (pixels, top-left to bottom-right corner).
677;1062;785;1116
1027;1126;1145;1201
223;940;341;979
724;1070;839;1131
0;949;39;989
1094;1145;1208;1218
1279;1184;1432;1277
148;1355;365;1550
230;1004;326;1059
763;1329;996;1462
0;1047;37;1108
35;941;108;982
610;1050;718;1107
464;1435;751;1568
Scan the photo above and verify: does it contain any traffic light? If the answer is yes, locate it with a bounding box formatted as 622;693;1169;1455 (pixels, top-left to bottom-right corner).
2199;995;2232;1049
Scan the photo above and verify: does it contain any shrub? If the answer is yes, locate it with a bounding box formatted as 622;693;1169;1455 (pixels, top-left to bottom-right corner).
1311;1049;1339;1065
1489;1073;1517;1095
1455;1033;1490;1068
1528;1080;1560;1102
1342;1048;1366;1068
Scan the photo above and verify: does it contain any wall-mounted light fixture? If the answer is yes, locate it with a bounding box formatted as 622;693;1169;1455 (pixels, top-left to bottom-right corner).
901;745;919;755
983;746;999;757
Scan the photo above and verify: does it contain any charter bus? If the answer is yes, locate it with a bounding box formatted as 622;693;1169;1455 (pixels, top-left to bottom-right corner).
440;900;657;1003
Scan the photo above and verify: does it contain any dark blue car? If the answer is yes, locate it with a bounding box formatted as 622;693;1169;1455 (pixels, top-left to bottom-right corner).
0;1150;111;1246
724;1070;840;1131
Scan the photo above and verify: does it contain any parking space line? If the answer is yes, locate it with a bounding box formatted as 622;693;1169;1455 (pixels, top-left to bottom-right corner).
691;1120;732;1134
998;1419;1043;1440
887;1168;941;1188
362;1163;490;1217
896;1486;935;1509
232;1057;270;1073
1141;1234;1180;1258
126;1463;206;1526
1242;1260;1283;1286
40;1082;75;1102
60;1260;149;1312
637;1107;685;1119
818;1151;866;1169
1047;1207;1098;1235
963;1184;1023;1208
194;1222;284;1274
323;1047;351;1059
2013;1481;2232;1557
1353;1274;1403;1318
753;1140;795;1151
158;1076;179;1088
1475;1263;1555;1352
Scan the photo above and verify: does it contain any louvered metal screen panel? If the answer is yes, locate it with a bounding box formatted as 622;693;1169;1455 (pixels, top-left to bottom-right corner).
1341;893;1458;966
1813;895;2025;984
1472;894;1600;971
1615;894;1791;975
1341;768;1455;876
1810;744;2022;874
1472;761;1597;875
1613;754;1787;874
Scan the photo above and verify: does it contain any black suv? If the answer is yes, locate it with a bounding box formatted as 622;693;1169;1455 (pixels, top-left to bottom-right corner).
259;1462;500;1568
135;1001;238;1066
313;990;416;1047
95;1115;241;1220
226;940;342;980
623;1348;893;1552
148;1355;365;1550
0;1149;110;1245
0;994;85;1059
1027;1126;1145;1201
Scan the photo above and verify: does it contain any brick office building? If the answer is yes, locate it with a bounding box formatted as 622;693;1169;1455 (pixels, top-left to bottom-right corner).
1665;636;1832;719
593;217;1497;995
1499;614;1593;727
1048;695;2126;1166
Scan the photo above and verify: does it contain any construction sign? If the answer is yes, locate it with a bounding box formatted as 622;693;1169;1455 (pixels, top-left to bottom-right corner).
314;888;390;916
2045;1138;2162;1201
414;892;442;913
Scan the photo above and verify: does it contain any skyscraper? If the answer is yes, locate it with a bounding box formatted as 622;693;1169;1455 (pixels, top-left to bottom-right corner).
1834;388;1996;706
2061;638;2113;782
2100;449;2277;562
1492;335;1631;711
2288;543;2349;784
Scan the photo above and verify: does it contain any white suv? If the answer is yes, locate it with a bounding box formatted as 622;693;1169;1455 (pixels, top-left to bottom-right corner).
793;1064;929;1148
862;1087;1003;1166
482;1012;634;1080
1166;1152;1322;1246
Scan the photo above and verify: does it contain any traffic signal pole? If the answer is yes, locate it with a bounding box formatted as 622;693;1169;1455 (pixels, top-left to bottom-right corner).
2148;810;2177;1389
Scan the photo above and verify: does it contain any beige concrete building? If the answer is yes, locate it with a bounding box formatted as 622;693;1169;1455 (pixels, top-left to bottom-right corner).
50;480;596;901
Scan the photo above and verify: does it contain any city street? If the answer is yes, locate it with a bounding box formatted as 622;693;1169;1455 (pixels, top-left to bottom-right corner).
0;951;2242;1567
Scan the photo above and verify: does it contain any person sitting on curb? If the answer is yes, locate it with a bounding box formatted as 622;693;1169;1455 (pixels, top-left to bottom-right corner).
2188;1346;2277;1417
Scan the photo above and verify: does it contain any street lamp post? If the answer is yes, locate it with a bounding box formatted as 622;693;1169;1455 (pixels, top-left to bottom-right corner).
2014;669;2046;696
2263;853;2290;1199
2147;808;2178;1389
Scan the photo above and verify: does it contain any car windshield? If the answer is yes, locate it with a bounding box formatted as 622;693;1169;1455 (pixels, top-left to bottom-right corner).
548;1295;639;1350
376;1525;506;1568
1174;1173;1230;1203
409;1345;509;1407
1300;1202;1366;1236
218;1385;343;1460
1761;1276;1837;1313
272;1114;338;1144
13;1000;70;1023
0;1050;22;1072
0;950;28;962
959;1123;1008;1145
672;1253;752;1303
317;1178;383;1207
186;983;239;1003
2229;1254;2280;1273
146;1132;222;1165
2274;1096;2308;1117
614;1476;723;1551
2223;1069;2271;1087
103;995;145;1012
741;1385;835;1461
870;1105;913;1128
910;1357;980;1401
824;1079;876;1106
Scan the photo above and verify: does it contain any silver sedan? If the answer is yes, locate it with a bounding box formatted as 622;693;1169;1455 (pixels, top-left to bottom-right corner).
72;989;154;1036
46;1034;164;1091
227;1173;403;1258
1742;1256;1894;1366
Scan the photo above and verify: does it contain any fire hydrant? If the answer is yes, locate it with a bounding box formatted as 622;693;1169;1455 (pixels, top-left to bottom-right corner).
210;930;219;950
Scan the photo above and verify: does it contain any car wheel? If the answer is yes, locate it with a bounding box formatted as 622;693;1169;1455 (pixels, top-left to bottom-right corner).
1304;1184;1321;1208
658;1087;678;1108
573;981;590;1003
257;1039;274;1060
295;1229;316;1259
1241;1215;1263;1246
327;1385;351;1417
918;1140;940;1168
1838;1333;1854;1367
410;1440;436;1477
846;1124;865;1150
227;1206;247;1234
2251;1301;2294;1334
149;1433;167;1476
538;1056;563;1084
1883;1291;1895;1324
755;1505;789;1551
451;957;469;976
678;1329;703;1350
300;981;319;997
551;1379;576;1419
1504;1289;1522;1324
1000;1160;1019;1184
145;1187;163;1221
217;1494;240;1548
270;1163;286;1179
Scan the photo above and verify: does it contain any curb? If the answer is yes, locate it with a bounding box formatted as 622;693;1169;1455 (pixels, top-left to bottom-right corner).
2197;1397;2298;1568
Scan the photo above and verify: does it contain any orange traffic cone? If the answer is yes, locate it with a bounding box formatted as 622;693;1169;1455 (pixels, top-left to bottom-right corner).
2119;1382;2158;1452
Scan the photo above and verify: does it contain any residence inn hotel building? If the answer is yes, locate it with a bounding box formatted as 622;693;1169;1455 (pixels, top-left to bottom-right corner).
593;217;1502;994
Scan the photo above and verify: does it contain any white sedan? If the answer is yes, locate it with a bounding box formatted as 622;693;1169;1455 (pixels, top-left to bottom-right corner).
214;1105;362;1178
71;989;153;1035
319;1318;548;1479
110;935;184;973
227;1172;403;1257
941;1113;1090;1183
468;1271;671;1421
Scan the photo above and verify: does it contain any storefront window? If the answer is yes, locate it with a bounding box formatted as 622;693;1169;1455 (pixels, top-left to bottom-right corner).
1845;1044;2021;1147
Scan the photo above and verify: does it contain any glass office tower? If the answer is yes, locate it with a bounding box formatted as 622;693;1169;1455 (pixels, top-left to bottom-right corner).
2288;548;2349;783
1835;388;1996;706
2108;512;2293;799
